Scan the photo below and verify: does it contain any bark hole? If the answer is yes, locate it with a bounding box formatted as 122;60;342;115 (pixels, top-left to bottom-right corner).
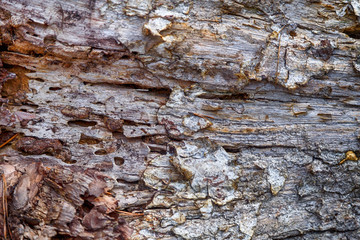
343;25;360;39
94;149;107;155
79;134;101;145
48;87;62;91
114;157;125;166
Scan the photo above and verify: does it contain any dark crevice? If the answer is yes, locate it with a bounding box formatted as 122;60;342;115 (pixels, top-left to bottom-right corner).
145;205;176;210
122;119;151;127
116;179;140;184
94;149;107;155
63;158;77;164
81;199;94;213
342;25;360;39
148;145;167;155
0;44;8;51
23;216;40;226
78;134;101;145
146;87;171;97
197;92;250;100
48;87;62;91
222;146;242;153
52;234;74;240
80;82;171;93
22;102;39;108
25;30;39;38
68;120;97;127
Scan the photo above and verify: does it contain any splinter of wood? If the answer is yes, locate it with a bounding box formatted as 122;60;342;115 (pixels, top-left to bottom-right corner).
275;25;287;81
192;112;215;119
116;210;144;217
0;133;18;149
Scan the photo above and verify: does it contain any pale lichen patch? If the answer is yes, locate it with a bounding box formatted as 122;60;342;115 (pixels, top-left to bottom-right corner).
267;165;286;196
143;18;172;37
182;115;212;133
171;139;239;205
124;0;152;17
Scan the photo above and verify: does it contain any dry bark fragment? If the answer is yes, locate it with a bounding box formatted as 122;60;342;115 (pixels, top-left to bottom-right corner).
61;105;92;119
15;137;63;155
0;162;132;239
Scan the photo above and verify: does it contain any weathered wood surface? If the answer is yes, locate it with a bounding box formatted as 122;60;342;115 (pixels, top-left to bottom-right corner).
0;0;360;239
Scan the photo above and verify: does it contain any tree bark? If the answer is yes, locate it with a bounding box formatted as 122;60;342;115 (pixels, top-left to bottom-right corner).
0;0;360;239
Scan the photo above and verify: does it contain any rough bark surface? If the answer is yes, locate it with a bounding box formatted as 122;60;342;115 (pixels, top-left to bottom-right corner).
0;0;360;239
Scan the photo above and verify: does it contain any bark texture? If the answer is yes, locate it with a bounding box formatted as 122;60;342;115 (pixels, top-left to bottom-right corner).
0;0;360;239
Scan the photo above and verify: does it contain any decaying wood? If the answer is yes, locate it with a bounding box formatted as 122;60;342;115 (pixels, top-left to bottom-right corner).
0;0;360;239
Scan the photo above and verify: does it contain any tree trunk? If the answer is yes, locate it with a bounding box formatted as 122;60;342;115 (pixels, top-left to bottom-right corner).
0;0;360;239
